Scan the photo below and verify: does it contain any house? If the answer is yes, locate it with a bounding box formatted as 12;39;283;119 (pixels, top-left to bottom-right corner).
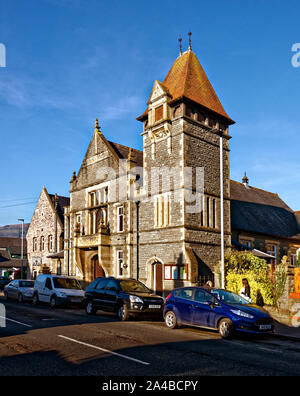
0;237;28;278
231;175;300;266
64;42;235;294
26;187;70;279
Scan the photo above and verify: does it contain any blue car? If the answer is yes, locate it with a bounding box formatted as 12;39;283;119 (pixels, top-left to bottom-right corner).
164;287;274;339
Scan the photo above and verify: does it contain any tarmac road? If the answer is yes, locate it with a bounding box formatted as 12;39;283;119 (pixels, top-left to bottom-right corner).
0;296;300;376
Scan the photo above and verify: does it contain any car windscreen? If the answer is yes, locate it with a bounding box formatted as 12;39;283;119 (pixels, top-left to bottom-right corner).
19;281;34;288
211;289;250;305
120;280;150;293
53;277;82;290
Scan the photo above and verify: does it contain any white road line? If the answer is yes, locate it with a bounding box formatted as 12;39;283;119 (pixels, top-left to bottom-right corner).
0;316;32;328
58;335;150;366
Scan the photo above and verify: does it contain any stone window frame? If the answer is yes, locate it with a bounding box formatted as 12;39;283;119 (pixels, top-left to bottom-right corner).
33;237;37;252
117;205;124;233
40;236;45;251
154;193;171;229
238;236;255;249
116;249;124;278
48;235;54;252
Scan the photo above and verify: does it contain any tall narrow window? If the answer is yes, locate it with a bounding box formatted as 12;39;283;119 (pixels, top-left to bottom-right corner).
206;197;210;228
212;199;216;229
117;206;124;232
48;235;53;252
41;236;45;251
33;238;37;252
155;105;163;122
117;250;124;277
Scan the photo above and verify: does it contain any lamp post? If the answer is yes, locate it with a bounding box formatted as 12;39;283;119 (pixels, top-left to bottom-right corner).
18;219;24;279
219;132;225;289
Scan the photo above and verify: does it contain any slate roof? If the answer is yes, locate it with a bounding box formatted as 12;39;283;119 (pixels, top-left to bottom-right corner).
48;194;70;225
230;181;300;240
0;249;28;269
138;50;234;123
108;141;143;168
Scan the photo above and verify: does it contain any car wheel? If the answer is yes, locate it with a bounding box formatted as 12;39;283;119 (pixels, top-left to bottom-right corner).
85;301;97;315
165;311;178;329
18;293;23;303
118;304;130;321
218;318;234;339
50;296;57;309
33;293;39;305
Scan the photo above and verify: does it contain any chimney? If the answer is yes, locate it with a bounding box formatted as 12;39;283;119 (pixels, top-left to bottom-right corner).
242;172;249;188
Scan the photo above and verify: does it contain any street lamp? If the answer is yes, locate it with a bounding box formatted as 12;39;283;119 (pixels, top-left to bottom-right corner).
219;131;225;289
18;219;24;279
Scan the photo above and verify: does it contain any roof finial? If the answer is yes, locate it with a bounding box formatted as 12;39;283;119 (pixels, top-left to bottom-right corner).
178;35;182;56
188;30;192;51
94;118;101;134
242;172;249;188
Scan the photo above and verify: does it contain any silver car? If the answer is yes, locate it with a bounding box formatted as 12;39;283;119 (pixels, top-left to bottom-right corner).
4;280;35;303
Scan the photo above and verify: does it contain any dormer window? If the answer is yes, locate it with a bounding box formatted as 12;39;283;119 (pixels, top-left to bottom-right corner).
155;105;163;122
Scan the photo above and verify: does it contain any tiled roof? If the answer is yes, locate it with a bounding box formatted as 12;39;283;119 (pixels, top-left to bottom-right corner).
0;237;26;250
230;180;292;211
48;194;70;225
230;180;300;240
108;141;143;168
138;50;234;123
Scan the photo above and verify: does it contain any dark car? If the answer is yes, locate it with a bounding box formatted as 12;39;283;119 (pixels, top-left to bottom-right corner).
164;287;274;339
0;276;11;291
84;277;164;321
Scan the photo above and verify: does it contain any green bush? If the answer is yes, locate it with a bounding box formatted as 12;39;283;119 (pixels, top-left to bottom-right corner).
224;251;274;306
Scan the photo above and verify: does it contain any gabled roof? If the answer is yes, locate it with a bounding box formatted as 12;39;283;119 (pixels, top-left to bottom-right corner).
230;180;292;211
48;194;70;225
108;141;143;168
138;50;234;123
230;180;300;240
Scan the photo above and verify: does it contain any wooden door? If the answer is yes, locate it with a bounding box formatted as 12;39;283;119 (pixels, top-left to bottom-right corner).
154;262;163;295
92;255;105;280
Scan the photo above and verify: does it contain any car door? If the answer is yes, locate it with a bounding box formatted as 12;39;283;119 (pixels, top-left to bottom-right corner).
173;288;194;324
192;289;220;328
8;281;17;299
92;278;108;309
42;277;53;303
103;279;119;312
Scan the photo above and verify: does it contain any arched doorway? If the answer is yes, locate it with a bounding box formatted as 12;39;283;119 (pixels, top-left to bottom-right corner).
91;255;105;279
153;261;163;295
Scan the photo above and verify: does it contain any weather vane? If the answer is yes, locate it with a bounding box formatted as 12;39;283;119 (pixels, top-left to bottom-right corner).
188;31;192;50
178;35;182;55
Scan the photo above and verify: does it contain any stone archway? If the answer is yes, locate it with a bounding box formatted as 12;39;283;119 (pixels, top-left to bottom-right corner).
91;254;105;280
145;257;164;295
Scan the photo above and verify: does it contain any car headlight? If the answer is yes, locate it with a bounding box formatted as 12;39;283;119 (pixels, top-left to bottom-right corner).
231;309;254;319
56;291;67;298
129;295;143;304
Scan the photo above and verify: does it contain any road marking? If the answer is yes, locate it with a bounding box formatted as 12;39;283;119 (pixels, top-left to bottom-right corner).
0;316;32;328
58;335;150;366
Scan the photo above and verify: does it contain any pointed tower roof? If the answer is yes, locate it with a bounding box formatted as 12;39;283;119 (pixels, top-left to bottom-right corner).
138;49;234;124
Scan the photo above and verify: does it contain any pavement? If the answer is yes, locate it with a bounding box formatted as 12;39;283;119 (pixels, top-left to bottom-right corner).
0;293;300;376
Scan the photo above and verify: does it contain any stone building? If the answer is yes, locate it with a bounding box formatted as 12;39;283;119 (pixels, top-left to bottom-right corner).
231;176;300;266
65;44;235;294
26;187;70;278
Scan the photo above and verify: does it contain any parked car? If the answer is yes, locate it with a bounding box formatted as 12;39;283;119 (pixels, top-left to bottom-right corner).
84;277;164;320
0;276;11;291
32;275;85;308
4;279;35;302
164;287;274;339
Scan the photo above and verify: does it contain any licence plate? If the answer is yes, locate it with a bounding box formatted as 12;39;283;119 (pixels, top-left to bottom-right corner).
259;325;272;330
149;305;161;309
71;299;81;303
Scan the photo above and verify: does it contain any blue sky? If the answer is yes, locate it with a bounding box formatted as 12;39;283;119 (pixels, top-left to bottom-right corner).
0;0;300;225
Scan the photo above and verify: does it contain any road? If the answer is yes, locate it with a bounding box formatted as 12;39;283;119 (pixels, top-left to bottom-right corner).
0;296;300;376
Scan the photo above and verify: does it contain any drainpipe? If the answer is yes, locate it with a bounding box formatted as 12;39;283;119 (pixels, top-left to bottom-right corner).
136;201;140;280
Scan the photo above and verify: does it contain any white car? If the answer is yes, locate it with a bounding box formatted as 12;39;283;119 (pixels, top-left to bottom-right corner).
32;275;85;308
